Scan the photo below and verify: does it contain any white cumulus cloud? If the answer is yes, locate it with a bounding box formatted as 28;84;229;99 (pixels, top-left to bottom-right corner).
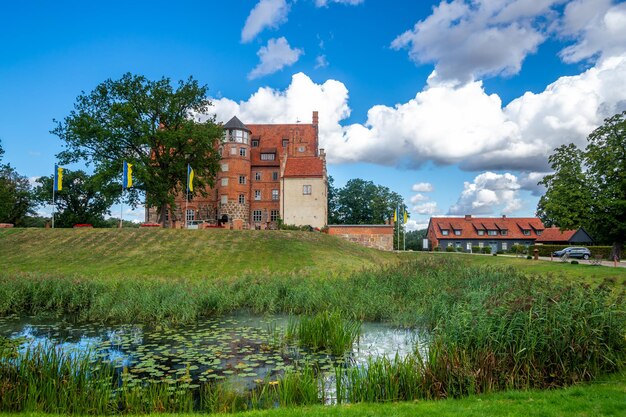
413;202;440;215
411;182;434;192
241;0;291;43
315;0;364;7
410;193;430;204
391;0;562;83
248;37;304;80
448;172;523;215
559;0;626;63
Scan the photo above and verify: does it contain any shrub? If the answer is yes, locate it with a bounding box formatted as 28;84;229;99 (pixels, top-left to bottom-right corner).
446;246;455;252
526;255;532;260
434;246;441;251
571;260;579;265
492;253;497;256
471;246;481;253
481;247;491;254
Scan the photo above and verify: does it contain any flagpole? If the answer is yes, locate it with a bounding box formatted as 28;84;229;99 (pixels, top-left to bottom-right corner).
185;165;189;229
396;205;399;252
51;166;56;229
120;162;124;229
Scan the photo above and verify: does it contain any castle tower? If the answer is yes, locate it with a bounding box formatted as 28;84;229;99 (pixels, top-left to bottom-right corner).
218;116;251;228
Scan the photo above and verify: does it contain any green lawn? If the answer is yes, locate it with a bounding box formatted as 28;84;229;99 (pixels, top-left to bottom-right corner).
0;228;398;280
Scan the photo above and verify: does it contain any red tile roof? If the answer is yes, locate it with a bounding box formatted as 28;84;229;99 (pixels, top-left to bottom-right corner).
535;226;577;243
283;156;324;178
428;216;545;240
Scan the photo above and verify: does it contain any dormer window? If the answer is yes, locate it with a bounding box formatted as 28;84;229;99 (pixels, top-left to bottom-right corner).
454;230;461;236
260;153;275;161
523;230;531;236
501;230;508;236
477;230;485;236
536;230;542;236
488;230;498;236
441;230;449;236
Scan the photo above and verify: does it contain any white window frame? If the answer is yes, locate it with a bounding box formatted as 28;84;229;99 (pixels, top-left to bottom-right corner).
255;172;261;181
239;148;247;157
270;210;279;222
261;153;275;161
253;210;262;222
502;242;508;250
441;230;449;236
454;230;461;236
488;230;498;236
477;230;485;236
239;175;246;185
254;190;261;201
230;147;237;155
220;195;228;205
303;185;312;195
238;194;245;205
272;171;279;181
272;189;279;201
186;209;195;223
221;178;228;186
221;163;229;172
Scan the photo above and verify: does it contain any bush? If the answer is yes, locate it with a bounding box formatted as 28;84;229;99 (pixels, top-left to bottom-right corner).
526;255;532;260
471;246;481;253
571;260;579;265
530;244;613;259
481;247;491;254
446;246;455;252
496;250;504;254
434;247;441;251
492;253;497;256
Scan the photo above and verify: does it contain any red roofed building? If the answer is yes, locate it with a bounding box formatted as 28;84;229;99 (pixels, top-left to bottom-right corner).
535;226;593;245
147;111;327;229
427;215;546;253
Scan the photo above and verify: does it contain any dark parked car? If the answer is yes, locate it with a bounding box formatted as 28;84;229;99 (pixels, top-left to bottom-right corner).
552;247;591;260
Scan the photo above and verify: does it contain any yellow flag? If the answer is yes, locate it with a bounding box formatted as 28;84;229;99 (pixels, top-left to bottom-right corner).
54;165;63;191
123;161;133;189
404;210;408;224
393;209;397;222
187;165;194;192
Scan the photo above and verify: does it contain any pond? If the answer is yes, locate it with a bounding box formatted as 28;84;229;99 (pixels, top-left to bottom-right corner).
0;313;427;396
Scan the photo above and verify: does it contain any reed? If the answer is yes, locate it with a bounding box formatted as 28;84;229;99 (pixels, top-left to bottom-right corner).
286;311;361;356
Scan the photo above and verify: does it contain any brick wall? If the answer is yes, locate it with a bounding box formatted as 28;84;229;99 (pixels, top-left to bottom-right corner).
327;225;394;251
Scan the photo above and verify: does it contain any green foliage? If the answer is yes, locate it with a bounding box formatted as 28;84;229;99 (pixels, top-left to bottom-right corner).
530;244;613;259
32;169;119;227
0;164;35;226
330;178;407;225
405;229;427;250
481;247;492;254
286;311;361;356
53;73;223;224
538;111;626;258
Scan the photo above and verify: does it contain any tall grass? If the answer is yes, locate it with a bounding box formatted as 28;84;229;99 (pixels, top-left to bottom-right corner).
286;311;361;356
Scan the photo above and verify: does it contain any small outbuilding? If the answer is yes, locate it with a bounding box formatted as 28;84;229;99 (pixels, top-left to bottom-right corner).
535;226;593;245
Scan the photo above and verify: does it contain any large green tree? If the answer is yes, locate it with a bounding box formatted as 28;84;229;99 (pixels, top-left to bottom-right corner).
330;178;408;224
33;169;119;227
0;139;35;225
538;111;626;258
53;73;223;225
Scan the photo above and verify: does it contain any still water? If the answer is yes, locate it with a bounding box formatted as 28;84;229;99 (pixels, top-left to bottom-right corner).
0;313;427;391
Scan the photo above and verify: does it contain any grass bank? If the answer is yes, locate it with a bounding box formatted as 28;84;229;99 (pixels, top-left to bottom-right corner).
0;228;397;280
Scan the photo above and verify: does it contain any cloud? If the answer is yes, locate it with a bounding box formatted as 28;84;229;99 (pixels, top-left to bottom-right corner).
241;0;291;43
391;0;562;83
413;202;439;215
448;172;523;216
315;54;329;69
315;0;364;7
405;219;428;232
411;182;433;192
518;172;549;196
559;1;626;63
206;51;626;172
410;193;429;204
248;37;304;80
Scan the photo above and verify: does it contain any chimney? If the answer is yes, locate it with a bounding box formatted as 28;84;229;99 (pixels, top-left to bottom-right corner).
312;111;319;126
464;215;472;220
502;215;507;219
319;148;325;161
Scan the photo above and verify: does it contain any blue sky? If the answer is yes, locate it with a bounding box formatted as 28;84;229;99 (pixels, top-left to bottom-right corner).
1;0;625;227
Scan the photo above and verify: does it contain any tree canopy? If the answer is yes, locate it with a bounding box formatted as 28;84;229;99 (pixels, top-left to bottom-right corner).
53;73;223;224
33;169;119;227
538;111;626;258
329;178;408;225
0;139;35;225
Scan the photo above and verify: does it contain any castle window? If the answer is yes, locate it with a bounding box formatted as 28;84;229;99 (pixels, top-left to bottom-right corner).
230;129;249;144
253;210;262;222
221;178;228;186
221;163;229;172
240;148;247;157
239;175;246;185
272;171;279;181
238;194;245;204
254;190;261;200
270;210;279;222
186;209;195;223
252;140;259;147
272;189;279;200
230;147;237;155
260;153;275;161
220;195;228;205
303;185;312;195
282;139;289;147
255;172;261;181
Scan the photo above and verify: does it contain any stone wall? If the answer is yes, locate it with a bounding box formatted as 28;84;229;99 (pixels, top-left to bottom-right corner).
327;225;394;251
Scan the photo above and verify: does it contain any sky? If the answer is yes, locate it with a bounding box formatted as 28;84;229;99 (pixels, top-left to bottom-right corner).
1;0;625;228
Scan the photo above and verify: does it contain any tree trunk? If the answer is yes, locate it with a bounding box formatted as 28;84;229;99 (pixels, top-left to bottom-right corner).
611;241;623;261
159;204;168;227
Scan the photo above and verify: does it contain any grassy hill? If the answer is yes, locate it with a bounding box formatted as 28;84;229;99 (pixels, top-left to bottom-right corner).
0;228;398;280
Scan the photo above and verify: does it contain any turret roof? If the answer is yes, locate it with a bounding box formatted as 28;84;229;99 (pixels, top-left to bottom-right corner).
223;116;250;132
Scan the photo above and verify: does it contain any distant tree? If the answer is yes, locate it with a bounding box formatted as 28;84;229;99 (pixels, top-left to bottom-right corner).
538;111;626;259
33;169;119;227
0;139;4;162
53;73;223;226
327;176;339;224
332;178;407;224
405;229;427;251
0;165;35;226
